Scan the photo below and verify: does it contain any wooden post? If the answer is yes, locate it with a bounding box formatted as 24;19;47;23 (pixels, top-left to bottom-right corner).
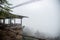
0;19;1;23
23;36;25;40
14;18;15;24
0;19;2;23
8;19;10;24
20;18;24;40
21;18;22;27
9;18;11;25
3;18;5;24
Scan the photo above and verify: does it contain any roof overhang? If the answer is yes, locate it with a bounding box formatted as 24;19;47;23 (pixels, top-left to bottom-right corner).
0;13;28;19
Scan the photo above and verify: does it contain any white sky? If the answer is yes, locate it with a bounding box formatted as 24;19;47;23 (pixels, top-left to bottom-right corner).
9;0;59;37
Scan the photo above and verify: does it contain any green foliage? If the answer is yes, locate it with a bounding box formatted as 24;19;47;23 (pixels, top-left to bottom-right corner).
0;0;11;5
0;0;12;18
0;0;12;12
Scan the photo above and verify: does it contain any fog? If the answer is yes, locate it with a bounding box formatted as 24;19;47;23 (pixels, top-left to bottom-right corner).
9;0;59;37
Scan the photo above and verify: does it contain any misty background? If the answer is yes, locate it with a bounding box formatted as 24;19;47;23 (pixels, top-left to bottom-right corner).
8;0;60;38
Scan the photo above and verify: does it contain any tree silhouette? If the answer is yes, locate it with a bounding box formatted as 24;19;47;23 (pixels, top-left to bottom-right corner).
0;0;12;23
0;0;12;17
0;0;11;11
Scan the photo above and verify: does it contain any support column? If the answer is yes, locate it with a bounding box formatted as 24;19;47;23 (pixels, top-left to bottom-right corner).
3;18;5;24
9;18;11;25
0;19;1;23
21;18;22;27
23;37;25;40
14;18;15;24
20;18;24;40
8;19;10;24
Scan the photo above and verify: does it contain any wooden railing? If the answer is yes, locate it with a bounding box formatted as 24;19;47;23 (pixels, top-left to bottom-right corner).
22;34;46;40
